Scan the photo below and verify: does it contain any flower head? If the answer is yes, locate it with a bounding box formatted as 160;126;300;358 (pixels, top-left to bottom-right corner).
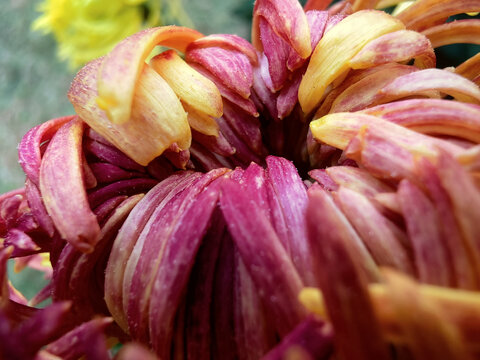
3;0;480;359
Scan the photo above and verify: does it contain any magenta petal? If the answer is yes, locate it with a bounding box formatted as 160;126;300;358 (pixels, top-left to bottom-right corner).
286;10;329;71
125;170;223;343
259;17;290;92
306;186;389;360
417;158;479;289
189;62;259;117
93;195;128;225
0;191;23;229
4;229;40;257
234;252;276;359
39;118;101;253
89;163;139;184
190;141;231;171
15;302;72;357
122;172;202;338
186;46;253;99
84;139;146;173
435;151;480;279
223;100;264;154
148;175;226;358
277;71;303;119
192;128;236;157
66;195;143;323
188;34;258;65
253;61;279;119
398;179;453;286
18;115;74;186
211;234;237;360
217;117;265;165
308;169;339;191
105;172;195;332
220;177;305;336
87;178;158;209
253;0;311;59
335;187;414;275
266;156;315;285
185;210;225;360
306;185;379;282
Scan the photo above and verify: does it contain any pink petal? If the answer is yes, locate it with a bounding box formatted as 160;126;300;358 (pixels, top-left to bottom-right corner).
39;118;101;253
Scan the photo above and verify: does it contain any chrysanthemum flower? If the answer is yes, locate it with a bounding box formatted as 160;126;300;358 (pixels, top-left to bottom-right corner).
2;0;480;358
32;0;192;69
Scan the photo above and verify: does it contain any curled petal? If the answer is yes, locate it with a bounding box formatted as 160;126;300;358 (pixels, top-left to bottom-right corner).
188;34;258;65
299;10;405;114
185;212;225;359
84;139;145;173
222;100;263;154
182;103;220;137
18;116;74;186
325;166;394;197
310;112;461;159
70;58;191;166
259;17;290;91
456;52;480;85
379;68;480;104
252;0;312;58
39;118;101;253
186;46;253;99
286;11;329;71
349;30;436;69
422;19;480;48
150;49;222;119
96;26;203;125
396;0;480;31
4;229;40;257
330;64;418;113
277;73;303;119
361;99;480;143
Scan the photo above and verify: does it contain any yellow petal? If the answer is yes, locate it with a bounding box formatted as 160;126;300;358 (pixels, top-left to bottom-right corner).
150;50;223;119
182;102;220;137
70;58;191;166
97;26;203;125
298;10;405;115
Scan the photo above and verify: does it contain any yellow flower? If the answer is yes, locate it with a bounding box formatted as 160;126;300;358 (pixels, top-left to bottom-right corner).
32;0;192;69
